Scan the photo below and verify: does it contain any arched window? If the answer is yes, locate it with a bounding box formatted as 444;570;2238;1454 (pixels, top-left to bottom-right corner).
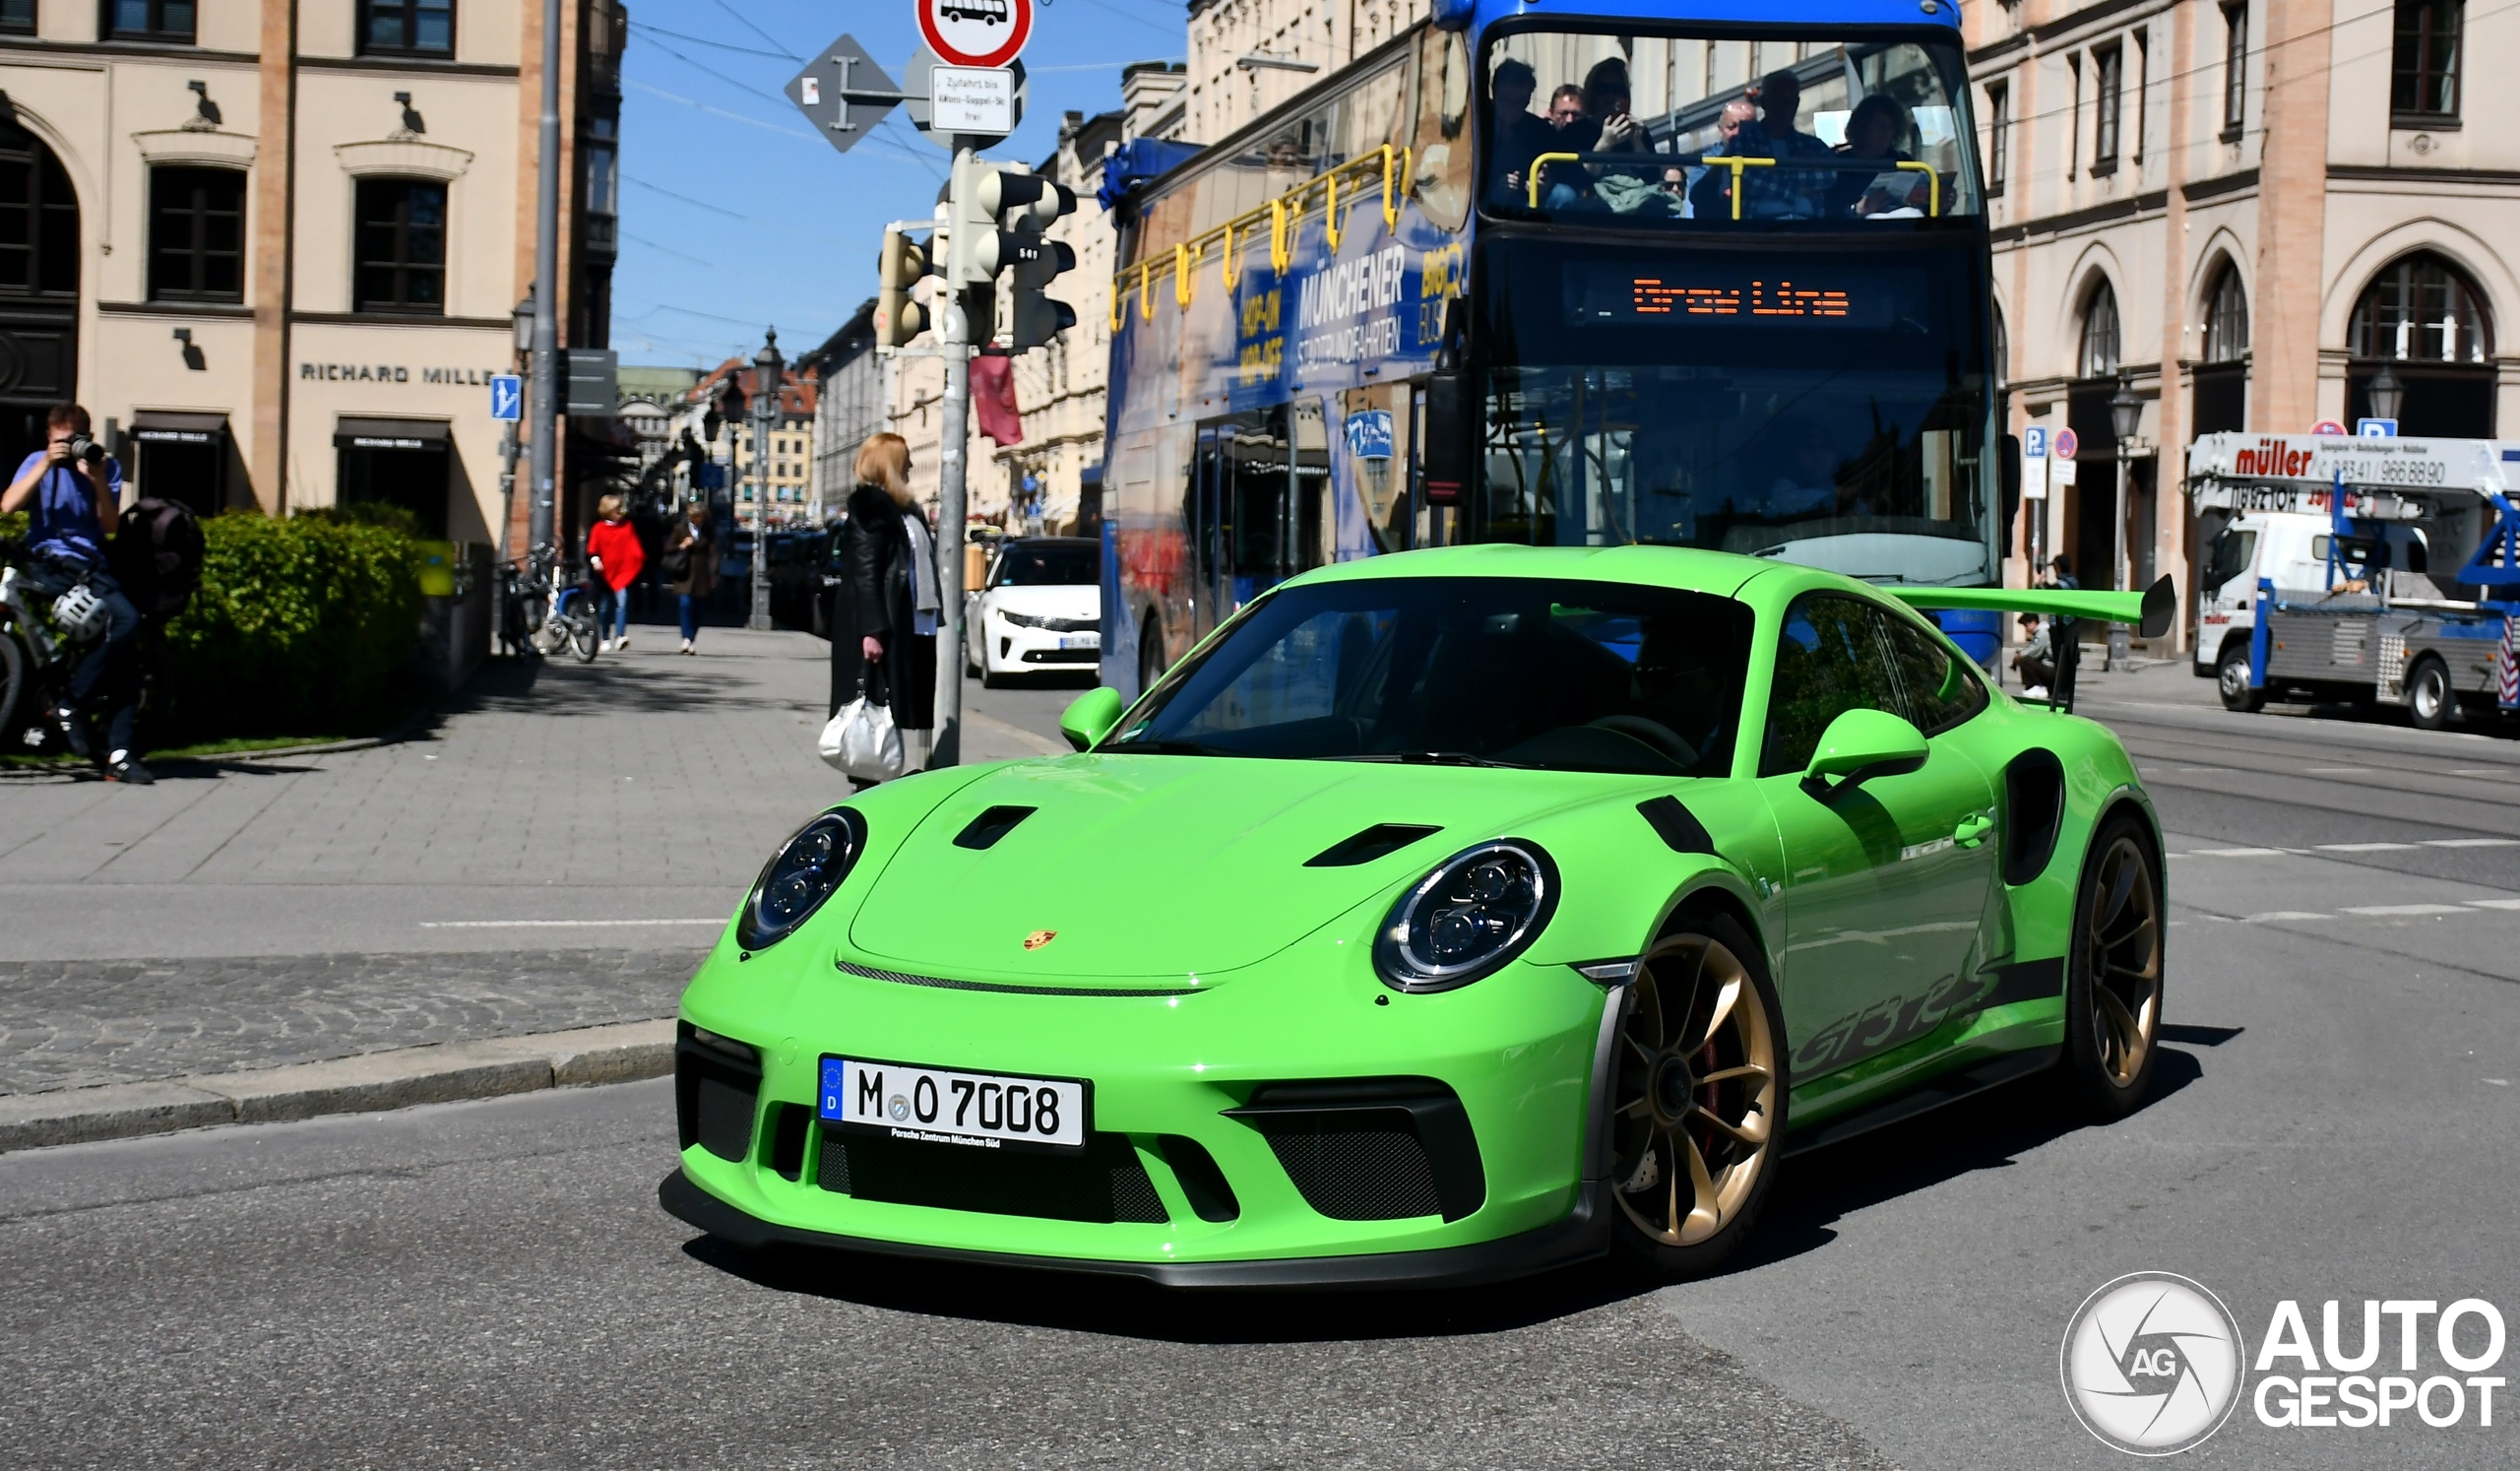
2348;252;2495;435
2351;251;2490;363
0;117;81;471
2078;279;2120;379
2203;263;2248;362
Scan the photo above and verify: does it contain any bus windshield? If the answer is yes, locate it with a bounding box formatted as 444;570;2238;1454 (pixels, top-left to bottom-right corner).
1481;29;1981;224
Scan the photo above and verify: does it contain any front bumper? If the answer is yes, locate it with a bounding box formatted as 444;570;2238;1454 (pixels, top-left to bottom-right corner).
666;939;1615;1285
989;612;1100;669
660;1168;1608;1289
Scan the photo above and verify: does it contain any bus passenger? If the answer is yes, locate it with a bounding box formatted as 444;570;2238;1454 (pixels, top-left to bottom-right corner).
1535;85;1593;208
1830;95;1926;218
1682;98;1758;218
1486;59;1550;207
1735;69;1834;220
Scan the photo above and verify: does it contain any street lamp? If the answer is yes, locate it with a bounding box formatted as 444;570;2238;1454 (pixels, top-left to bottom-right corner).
2108;372;2143;671
496;286;535;561
513;287;536;354
2367;360;2406;423
748;328;782;632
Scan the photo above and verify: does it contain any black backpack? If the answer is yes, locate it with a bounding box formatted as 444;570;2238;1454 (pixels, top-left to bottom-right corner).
108;498;206;620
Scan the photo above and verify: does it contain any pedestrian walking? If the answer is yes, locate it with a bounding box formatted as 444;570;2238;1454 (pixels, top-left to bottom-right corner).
662;502;716;655
587;494;645;652
830;432;936;774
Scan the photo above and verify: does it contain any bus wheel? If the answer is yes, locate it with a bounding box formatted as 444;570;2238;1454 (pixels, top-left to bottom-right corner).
2216;643;2265;713
2408;657;2454;732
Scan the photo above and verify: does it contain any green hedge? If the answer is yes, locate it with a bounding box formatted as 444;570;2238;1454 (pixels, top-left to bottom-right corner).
160;512;424;739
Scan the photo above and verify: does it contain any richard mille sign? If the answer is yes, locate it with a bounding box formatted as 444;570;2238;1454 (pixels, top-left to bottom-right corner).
300;362;508;385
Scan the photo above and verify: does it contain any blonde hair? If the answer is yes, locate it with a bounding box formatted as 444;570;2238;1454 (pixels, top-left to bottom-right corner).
596;493;626;520
854;433;913;505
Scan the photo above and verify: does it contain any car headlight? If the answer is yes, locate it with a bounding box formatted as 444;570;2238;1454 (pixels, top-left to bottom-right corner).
1001;609;1046;629
737;808;867;950
1372;840;1560;992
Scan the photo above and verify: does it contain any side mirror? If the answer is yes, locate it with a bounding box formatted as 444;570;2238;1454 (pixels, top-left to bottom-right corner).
1421;370;1470;505
2139;573;2176;640
1058;687;1126;751
1802;709;1928;794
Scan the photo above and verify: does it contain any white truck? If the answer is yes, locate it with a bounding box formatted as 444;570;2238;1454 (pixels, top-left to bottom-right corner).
2186;432;2520;728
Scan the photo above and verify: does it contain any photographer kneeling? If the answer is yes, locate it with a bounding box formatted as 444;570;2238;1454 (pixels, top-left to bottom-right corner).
1;403;147;783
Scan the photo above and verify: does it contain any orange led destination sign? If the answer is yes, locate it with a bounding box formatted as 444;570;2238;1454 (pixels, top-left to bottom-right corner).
1630;278;1852;318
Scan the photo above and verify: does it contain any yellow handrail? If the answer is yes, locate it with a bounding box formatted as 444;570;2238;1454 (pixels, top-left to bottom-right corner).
1138;258;1154;321
1526;152;1578;210
1173;242;1198;307
1716;156;1773;221
1381;144;1411;229
1894;160;1941;218
1220;219;1235;285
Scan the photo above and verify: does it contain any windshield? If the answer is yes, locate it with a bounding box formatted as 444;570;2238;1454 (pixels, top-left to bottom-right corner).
1471;237;1993;585
994;542;1101;587
2202;527;2256;594
1481;28;1980;225
1111;576;1753;777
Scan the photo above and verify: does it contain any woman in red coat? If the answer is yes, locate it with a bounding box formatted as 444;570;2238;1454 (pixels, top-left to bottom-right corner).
586;493;646;651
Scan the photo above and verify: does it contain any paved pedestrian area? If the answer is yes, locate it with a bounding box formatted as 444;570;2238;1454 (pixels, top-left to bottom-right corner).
0;632;1087;1098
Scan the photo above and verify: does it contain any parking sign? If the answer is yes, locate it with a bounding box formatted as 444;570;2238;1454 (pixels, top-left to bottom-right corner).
489;374;523;421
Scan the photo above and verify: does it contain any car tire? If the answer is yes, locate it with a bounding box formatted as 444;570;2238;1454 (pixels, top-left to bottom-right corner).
2407;656;2454;732
1606;914;1787;1281
2216;642;2265;713
2059;815;2165;1121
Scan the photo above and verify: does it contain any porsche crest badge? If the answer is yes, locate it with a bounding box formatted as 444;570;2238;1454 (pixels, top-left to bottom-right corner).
1024;929;1057;950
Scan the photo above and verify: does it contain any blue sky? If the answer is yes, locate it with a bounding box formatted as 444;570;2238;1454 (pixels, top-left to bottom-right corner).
612;0;1186;369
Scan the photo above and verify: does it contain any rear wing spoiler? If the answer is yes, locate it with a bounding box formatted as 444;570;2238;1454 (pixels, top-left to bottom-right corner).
1889;574;2177;640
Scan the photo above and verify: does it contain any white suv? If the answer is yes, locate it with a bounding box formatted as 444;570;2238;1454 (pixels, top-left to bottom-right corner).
965;537;1102;685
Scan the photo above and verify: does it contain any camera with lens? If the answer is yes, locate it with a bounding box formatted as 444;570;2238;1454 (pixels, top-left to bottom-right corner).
63;432;105;467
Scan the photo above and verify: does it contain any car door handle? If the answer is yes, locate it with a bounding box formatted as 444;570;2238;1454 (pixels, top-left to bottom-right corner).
1954;813;1994;848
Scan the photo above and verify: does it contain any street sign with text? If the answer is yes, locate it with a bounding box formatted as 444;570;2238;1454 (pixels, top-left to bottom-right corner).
787;33;905;156
918;0;1031;70
931;65;1016;135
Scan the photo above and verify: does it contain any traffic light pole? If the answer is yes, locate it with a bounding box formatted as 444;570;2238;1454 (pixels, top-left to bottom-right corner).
526;0;561;562
932;148;976;770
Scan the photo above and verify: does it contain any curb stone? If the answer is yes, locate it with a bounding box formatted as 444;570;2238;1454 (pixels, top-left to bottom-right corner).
0;1018;674;1152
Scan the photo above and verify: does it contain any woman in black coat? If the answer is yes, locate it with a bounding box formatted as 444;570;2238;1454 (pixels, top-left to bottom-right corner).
829;433;937;759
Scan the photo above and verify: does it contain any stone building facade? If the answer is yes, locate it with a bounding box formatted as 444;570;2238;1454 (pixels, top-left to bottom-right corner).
0;0;621;544
1971;0;2518;644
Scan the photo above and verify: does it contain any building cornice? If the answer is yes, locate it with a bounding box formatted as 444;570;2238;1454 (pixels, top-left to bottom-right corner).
2181;167;2259;203
334;137;475;180
0;36;256;65
290;310;511;330
132;127;257;168
2327;162;2520;190
99;299;253;318
299;54;522;80
1989;187;2169;245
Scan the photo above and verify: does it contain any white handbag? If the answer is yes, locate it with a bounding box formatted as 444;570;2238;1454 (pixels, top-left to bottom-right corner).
819;694;904;781
819;655;906;781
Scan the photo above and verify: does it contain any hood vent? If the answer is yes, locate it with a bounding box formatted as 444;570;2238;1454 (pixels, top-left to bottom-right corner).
952;805;1039;850
1637;797;1716;855
1304;823;1442;868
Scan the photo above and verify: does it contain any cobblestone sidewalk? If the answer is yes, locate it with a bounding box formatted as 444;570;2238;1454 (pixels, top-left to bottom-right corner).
0;948;703;1096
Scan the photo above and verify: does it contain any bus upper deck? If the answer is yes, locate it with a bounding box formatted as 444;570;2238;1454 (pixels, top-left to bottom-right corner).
1100;0;1994;696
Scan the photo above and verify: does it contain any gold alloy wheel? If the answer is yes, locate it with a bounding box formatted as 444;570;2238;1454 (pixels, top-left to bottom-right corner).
2086;836;2163;1087
1610;934;1779;1247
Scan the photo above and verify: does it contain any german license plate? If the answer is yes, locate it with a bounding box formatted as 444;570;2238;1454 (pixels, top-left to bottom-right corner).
818;1055;1087;1151
1058;634;1099;650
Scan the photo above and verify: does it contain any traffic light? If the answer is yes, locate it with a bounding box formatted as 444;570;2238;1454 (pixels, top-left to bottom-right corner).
946;158;1078;350
876;224;931;350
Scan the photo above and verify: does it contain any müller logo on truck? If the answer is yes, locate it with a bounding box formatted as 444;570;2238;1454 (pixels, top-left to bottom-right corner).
2233;438;2320;478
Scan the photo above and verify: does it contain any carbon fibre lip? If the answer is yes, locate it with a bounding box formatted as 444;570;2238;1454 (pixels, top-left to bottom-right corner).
835;959;1203;998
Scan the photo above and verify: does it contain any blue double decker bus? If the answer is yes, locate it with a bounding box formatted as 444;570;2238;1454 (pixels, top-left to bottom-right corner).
1101;0;1996;695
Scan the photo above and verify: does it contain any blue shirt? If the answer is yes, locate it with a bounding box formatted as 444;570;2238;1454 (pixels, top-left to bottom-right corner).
12;450;124;567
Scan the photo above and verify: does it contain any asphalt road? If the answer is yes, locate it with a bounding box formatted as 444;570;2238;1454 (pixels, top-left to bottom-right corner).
6;667;2518;1468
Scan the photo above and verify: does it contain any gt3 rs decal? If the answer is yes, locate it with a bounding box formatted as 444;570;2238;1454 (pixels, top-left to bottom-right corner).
1792;968;1991;1075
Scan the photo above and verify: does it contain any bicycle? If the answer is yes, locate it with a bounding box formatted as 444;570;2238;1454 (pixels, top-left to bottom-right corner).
0;536;163;758
525;545;602;664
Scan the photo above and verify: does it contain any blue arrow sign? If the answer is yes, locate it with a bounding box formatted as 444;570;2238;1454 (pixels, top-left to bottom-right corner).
489;374;523;421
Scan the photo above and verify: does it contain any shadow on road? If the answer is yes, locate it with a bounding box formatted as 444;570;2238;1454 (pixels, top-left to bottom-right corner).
1724;1046;2207;1274
422;651;813;724
681;1234;1655;1344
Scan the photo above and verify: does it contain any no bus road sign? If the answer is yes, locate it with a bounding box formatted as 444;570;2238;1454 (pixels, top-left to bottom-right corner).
919;0;1031;70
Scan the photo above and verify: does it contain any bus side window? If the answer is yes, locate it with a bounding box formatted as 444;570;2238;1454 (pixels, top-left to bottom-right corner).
1410;26;1473;231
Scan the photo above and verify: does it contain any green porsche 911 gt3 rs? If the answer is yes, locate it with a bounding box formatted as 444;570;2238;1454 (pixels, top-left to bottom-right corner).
662;545;2174;1286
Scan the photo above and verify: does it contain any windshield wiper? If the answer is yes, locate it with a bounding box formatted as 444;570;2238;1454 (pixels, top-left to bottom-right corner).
1107;737;1241;757
1329;751;1531;769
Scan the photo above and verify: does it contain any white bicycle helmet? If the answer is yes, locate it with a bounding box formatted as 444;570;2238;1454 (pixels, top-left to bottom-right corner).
49;580;107;642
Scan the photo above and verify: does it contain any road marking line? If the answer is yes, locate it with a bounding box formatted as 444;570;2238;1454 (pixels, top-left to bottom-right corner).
418;919;726;928
2317;842;2418;852
2426;838;2520;848
2450;769;2515;778
2466;899;2520;910
2243;911;2334;922
2343;903;2471;916
2304;766;2374;774
2181;847;2290;858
